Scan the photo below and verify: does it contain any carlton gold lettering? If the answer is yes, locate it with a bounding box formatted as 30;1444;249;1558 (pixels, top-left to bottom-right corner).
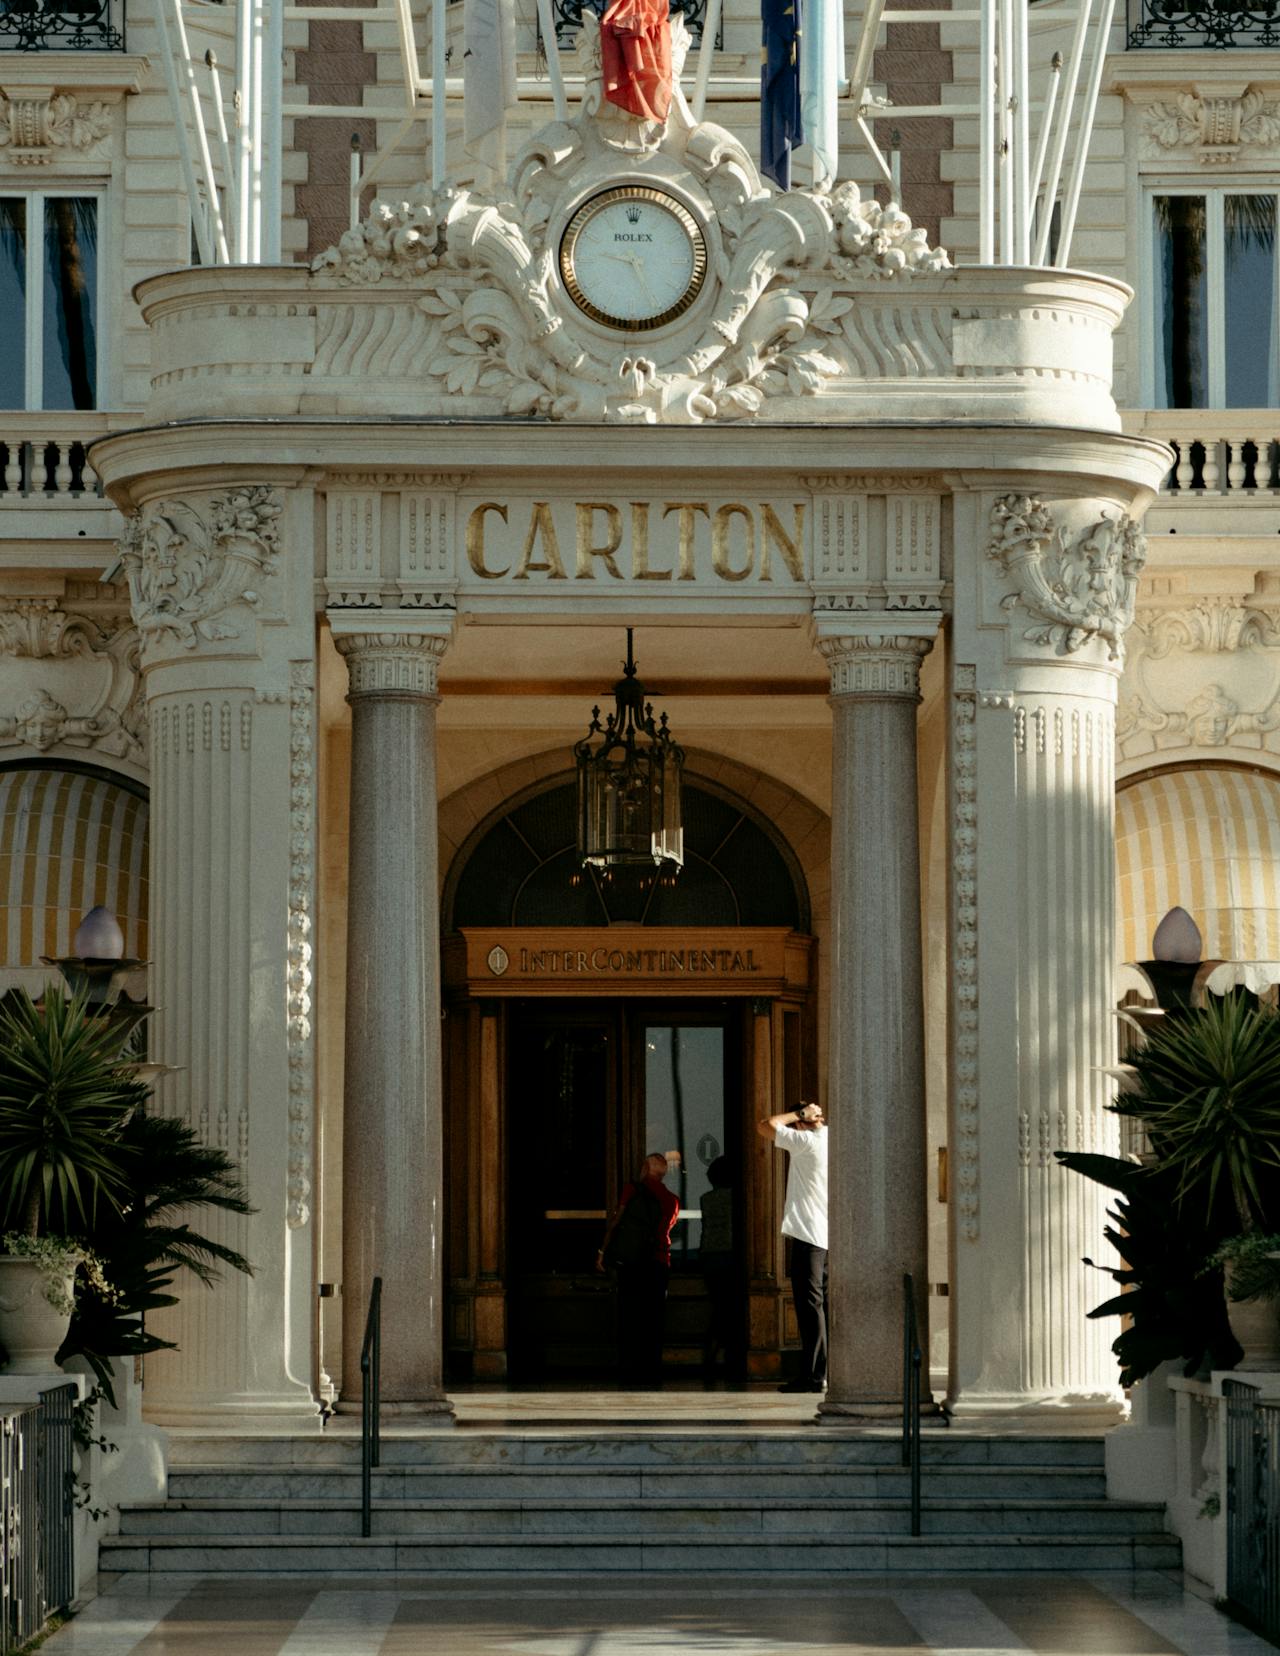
712;504;755;581
575;503;625;579
760;503;806;581
465;502;510;578
630;502;669;580
514;503;568;580
662;503;709;580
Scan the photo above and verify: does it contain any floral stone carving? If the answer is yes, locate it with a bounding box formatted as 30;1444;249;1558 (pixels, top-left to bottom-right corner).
0;599;146;763
116;487;283;652
987;496;1147;662
309;15;949;423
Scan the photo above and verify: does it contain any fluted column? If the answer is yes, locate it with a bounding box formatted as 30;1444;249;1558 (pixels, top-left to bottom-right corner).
814;623;937;1417
332;623;453;1417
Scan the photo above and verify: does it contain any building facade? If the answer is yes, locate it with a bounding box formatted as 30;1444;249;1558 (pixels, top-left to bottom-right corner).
1;0;1278;1433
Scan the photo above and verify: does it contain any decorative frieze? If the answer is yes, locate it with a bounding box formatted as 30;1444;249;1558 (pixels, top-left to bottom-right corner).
0;90;113;166
987;495;1146;663
115;487;283;655
1140;85;1280;162
951;665;980;1242
325;490;382;608
886;494;943;611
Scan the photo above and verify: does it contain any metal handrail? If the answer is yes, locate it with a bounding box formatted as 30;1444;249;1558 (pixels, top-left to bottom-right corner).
901;1272;922;1538
360;1275;382;1540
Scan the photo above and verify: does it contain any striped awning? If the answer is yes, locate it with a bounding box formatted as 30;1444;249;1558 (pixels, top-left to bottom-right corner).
0;766;148;967
1116;767;1280;965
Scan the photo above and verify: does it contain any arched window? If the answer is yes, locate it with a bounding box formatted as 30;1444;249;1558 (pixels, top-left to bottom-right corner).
0;761;148;968
1116;764;1280;963
448;775;809;932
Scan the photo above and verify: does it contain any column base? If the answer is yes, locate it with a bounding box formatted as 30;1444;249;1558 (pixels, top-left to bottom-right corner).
334;1396;456;1426
944;1388;1127;1427
143;1393;325;1432
818;1396;943;1423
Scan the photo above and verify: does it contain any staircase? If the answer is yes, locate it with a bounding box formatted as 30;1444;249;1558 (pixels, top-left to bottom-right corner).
101;1429;1180;1575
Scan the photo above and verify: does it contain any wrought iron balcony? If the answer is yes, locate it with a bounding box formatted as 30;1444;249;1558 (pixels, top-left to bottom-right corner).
1127;0;1280;48
0;0;125;52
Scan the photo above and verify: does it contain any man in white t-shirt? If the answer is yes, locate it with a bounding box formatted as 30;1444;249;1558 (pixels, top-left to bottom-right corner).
756;1101;828;1393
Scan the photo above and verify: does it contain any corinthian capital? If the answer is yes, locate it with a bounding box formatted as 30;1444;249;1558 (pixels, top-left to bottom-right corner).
332;621;454;699
811;624;936;700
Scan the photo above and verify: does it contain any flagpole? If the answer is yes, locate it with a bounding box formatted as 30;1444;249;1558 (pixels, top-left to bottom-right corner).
1055;0;1114;268
692;0;722;122
978;0;995;263
1026;50;1062;254
535;0;569;123
432;0;447;189
1033;0;1091;265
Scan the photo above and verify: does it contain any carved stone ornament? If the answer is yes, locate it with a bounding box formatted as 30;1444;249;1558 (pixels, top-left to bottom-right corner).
987;496;1147;662
1117;591;1280;758
1140;86;1280;162
116;487;283;653
309;14;949;424
0;598;146;763
0;91;113;166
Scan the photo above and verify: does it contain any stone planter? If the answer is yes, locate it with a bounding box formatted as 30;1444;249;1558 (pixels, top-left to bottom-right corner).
0;1256;74;1374
1226;1259;1280;1373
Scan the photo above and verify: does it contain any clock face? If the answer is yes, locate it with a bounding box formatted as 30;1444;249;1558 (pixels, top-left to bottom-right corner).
560;187;708;332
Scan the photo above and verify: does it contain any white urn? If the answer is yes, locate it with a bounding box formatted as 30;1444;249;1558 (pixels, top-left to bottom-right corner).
0;1256;74;1374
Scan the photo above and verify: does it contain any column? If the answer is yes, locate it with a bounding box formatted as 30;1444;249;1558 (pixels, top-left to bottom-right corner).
813;623;937;1417
332;622;453;1417
946;487;1145;1419
117;483;319;1428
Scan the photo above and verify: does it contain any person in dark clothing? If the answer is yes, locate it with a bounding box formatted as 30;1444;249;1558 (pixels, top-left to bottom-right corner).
699;1156;740;1376
597;1153;680;1387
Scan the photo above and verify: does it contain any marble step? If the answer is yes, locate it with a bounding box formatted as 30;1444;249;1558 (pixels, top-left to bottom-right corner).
118;1495;1170;1539
162;1432;1106;1470
164;1464;1109;1502
98;1530;1183;1576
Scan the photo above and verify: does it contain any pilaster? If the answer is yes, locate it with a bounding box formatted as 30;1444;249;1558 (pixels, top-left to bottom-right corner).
946;484;1146;1421
114;482;320;1428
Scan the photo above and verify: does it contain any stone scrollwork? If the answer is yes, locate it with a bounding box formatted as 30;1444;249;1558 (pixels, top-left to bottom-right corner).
987;496;1147;662
116;486;283;652
309;12;949;424
0;92;114;165
1140;86;1280;161
286;662;315;1231
0;598;146;764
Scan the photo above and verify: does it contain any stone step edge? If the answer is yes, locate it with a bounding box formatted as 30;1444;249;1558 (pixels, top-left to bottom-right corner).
100;1532;1178;1551
166;1462;1105;1477
127;1496;1166;1514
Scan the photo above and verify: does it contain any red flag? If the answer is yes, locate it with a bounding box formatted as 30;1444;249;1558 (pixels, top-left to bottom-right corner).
601;0;673;123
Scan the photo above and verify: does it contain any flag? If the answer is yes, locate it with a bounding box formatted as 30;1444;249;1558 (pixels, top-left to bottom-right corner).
464;0;517;176
800;0;841;185
761;0;804;190
601;0;673;124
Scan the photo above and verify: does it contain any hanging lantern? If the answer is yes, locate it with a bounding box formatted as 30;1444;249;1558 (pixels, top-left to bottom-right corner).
574;629;684;871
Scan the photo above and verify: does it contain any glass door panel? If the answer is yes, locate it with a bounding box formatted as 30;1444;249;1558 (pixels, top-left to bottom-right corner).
642;1023;725;1267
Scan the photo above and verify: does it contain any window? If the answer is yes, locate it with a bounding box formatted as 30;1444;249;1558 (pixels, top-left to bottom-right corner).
0;194;100;411
1151;190;1279;409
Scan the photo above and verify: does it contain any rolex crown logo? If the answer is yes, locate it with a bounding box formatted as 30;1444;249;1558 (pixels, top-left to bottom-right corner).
625;205;642;224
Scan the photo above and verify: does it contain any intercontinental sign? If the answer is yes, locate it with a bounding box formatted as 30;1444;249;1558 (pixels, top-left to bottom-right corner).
448;927;814;999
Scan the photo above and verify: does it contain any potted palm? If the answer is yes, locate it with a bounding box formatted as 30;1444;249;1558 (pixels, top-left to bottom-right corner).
0;987;144;1373
1110;993;1280;1368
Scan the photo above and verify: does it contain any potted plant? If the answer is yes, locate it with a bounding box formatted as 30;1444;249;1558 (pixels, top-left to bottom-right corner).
1209;1233;1280;1372
0;988;144;1373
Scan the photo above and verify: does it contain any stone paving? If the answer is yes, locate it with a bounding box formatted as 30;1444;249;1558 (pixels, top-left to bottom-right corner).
38;1572;1279;1655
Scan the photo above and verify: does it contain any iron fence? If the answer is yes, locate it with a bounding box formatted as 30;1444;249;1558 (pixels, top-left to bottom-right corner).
1127;0;1280;48
1224;1378;1280;1646
0;1388;78;1655
0;0;125;52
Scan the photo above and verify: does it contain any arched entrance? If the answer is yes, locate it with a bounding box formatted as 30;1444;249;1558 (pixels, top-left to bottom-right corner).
441;773;816;1380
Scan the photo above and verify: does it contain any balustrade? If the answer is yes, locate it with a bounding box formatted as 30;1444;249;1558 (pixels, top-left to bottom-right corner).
0;416;117;503
0;0;125;51
1121;412;1280;499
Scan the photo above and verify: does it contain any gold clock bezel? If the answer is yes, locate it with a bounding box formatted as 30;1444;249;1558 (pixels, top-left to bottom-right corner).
559;186;708;332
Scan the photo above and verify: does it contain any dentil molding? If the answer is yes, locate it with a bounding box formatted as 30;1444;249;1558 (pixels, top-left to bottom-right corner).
113;487;283;656
0;597;145;764
987;495;1147;663
0;89;113;165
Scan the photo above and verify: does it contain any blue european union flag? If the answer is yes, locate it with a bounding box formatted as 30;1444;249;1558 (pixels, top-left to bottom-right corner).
761;0;803;190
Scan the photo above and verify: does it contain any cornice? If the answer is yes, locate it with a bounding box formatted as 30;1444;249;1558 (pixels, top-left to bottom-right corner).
0;54;149;97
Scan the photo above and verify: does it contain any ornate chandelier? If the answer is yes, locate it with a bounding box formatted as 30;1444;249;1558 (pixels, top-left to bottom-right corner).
574;629;684;872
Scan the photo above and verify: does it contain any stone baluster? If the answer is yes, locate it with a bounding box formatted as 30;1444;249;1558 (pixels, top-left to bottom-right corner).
3;439;21;494
331;622;455;1419
812;622;937;1416
1174;440;1194;493
53;443;73;495
1227;440;1248;494
1202;439;1222;494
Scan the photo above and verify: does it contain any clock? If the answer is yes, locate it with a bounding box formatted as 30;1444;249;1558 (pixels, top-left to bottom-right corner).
559;186;708;332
